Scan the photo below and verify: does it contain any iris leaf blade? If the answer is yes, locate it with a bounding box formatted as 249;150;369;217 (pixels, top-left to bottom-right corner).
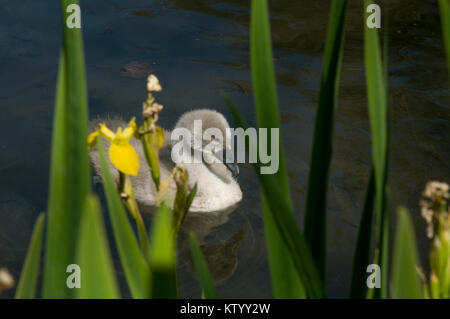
349;169;375;298
43;0;91;298
189;232;218;299
364;0;389;298
304;0;348;279
15;213;45;299
438;0;450;73
98;139;150;298
249;0;323;298
76;195;120;299
149;204;177;299
391;207;423;299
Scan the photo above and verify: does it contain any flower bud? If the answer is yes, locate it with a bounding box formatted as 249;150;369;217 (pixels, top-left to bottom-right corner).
146;74;162;92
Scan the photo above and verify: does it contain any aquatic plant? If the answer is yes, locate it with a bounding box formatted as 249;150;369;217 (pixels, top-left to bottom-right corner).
390;182;450;299
13;0;204;299
88;118;140;176
439;0;450;74
353;0;389;299
420;182;450;298
225;0;449;300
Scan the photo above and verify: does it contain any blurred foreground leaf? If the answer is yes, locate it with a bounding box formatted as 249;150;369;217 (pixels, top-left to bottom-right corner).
98;139;150;298
304;0;348;279
43;1;91;296
249;0;307;298
364;0;389;298
77;195;120;299
149;204;177;298
189;233;217;299
350;170;375;298
439;0;450;73
391;208;423;299
15;213;45;299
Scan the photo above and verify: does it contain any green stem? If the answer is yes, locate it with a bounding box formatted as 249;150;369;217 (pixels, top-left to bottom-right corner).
119;172;150;260
140;120;161;189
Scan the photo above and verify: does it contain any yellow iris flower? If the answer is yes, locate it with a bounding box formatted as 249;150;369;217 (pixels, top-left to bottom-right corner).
88;118;140;176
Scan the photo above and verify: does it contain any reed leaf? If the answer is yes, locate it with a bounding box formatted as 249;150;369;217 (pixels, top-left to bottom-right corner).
260;173;325;297
98;139;150;298
189;233;218;299
249;0;308;299
349;169;375;298
120;173;150;260
439;0;450;73
76;195;120;299
149;204;177;298
140;125;163;189
304;0;348;279
43;0;91;296
15;213;45;299
390;207;423;299
249;0;324;298
223;92;321;297
364;0;389;298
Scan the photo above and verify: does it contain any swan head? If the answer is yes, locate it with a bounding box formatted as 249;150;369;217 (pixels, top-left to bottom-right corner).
172;109;239;182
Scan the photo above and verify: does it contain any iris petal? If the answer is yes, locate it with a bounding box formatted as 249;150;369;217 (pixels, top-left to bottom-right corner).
99;124;116;142
109;143;140;176
87;131;99;149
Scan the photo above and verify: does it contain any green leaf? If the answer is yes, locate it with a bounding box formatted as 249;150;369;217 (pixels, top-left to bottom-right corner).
98;139;150;298
350;169;375;298
364;0;389;298
15;213;45;299
185;184;198;219
223;94;320;298
44;1;91;297
189;232;218;299
262;196;306;298
390;207;423;299
304;0;347;279
439;0;450;74
76;195;120;299
120;173;150;260
249;0;312;298
258;171;324;298
174;183;197;237
140;124;162;189
149;204;177;299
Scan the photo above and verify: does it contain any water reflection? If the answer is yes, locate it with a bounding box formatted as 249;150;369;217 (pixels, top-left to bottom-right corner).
179;206;243;285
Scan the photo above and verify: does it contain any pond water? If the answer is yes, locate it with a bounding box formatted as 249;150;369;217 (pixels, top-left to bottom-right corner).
0;0;449;298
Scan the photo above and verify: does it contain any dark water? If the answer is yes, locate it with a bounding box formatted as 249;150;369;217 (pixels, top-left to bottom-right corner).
0;0;449;298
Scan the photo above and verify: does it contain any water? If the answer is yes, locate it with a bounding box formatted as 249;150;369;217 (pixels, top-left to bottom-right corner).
0;0;449;298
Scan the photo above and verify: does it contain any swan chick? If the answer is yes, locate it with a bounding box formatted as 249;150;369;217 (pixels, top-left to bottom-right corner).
89;109;242;213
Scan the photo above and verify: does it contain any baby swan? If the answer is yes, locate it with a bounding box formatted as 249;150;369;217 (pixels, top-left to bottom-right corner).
89;109;242;213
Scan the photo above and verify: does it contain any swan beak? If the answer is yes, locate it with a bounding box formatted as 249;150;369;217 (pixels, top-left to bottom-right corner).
222;150;239;179
225;162;239;179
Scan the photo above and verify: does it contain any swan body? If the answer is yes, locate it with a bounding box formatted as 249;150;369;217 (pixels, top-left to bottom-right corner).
89;109;242;212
